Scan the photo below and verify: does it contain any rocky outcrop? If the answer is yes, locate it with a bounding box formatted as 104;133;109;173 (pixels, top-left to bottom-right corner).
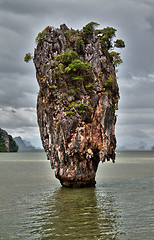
0;128;18;152
33;23;121;187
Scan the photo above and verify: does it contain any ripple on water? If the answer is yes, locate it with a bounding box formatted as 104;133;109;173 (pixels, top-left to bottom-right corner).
0;152;154;240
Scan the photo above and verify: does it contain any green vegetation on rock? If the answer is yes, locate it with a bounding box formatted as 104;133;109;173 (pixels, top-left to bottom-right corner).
99;26;117;50
34;21;125;122
49;48;94;116
8;135;19;152
75;36;84;48
25;22;125;70
0;129;6;152
56;49;79;65
0;128;18;152
24;53;33;63
66;102;88;115
114;39;125;48
109;51;123;67
104;75;115;89
83;22;125;68
35;26;52;45
83;22;100;35
33;22;125;187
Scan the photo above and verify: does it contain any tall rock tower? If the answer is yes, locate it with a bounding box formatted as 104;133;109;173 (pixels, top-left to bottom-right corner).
33;22;124;187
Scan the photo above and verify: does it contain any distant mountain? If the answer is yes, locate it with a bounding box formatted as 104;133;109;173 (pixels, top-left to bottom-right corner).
23;140;33;147
14;136;36;151
116;145;128;151
0;128;18;152
117;141;149;151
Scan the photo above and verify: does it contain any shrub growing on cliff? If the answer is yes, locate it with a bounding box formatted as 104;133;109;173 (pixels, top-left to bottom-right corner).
75;37;84;47
65;59;91;75
112;98;119;110
52;48;93;87
114;39;125;48
24;53;33;63
95;25;125;68
83;22;100;35
35;26;52;45
56;49;79;65
67;102;88;115
109;51;123;67
104;75;115;89
67;89;76;95
100;27;117;50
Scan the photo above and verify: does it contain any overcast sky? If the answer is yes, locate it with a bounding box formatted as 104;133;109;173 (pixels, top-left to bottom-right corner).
0;0;154;149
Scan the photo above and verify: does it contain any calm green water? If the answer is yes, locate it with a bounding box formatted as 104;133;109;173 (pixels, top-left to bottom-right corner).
0;151;154;240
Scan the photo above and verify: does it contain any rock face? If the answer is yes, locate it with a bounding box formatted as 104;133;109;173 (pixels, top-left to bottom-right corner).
0;128;18;152
34;24;120;187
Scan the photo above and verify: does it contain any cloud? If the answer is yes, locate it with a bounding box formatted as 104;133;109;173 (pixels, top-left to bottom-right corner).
118;75;154;109
0;73;38;108
0;0;154;147
0;107;37;128
117;108;154;126
116;107;154;147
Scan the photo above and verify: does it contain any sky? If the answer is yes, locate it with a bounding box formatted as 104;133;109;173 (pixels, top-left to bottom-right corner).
0;0;154;149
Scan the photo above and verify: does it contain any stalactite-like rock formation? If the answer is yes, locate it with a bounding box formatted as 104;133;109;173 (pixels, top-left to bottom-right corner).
33;23;122;187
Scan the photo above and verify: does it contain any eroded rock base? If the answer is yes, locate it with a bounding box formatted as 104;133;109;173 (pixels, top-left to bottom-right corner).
59;178;96;188
52;156;99;187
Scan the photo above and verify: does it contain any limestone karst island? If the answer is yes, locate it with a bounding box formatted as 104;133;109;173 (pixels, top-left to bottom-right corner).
25;22;125;187
0;128;18;152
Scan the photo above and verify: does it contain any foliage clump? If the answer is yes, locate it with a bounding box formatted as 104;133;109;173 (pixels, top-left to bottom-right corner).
112;98;119;110
34;22;125;117
114;39;125;48
67;89;76;95
24;53;33;63
99;27;117;50
35;26;52;45
65;59;91;75
104;75;115;89
35;29;47;45
75;37;84;48
110;51;123;67
49;48;94;116
66;102;88;115
83;22;100;35
51;48;93;87
98;26;125;51
56;49;79;65
75;36;85;53
82;22;125;68
85;83;95;93
64;29;77;37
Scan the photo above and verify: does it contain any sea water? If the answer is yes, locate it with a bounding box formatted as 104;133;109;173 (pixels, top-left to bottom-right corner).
0;151;154;239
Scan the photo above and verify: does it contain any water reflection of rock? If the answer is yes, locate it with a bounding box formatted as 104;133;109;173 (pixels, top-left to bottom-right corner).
32;187;122;240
